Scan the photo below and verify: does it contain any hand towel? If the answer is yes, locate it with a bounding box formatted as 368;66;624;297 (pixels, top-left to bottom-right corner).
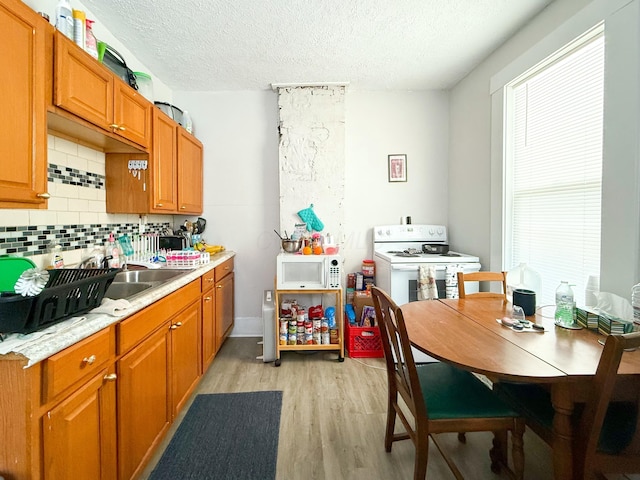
418;265;438;300
91;298;132;316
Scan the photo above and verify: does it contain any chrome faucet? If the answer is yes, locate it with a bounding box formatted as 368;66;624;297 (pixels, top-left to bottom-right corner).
79;255;112;269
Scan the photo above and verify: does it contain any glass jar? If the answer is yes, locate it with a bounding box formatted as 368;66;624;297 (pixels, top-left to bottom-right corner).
362;259;375;277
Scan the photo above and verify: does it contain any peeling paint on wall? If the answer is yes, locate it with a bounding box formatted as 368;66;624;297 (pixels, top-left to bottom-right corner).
277;86;346;244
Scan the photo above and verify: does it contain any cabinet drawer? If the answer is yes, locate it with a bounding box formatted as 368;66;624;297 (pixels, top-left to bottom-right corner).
201;269;215;292
214;258;234;282
44;327;112;401
118;280;200;354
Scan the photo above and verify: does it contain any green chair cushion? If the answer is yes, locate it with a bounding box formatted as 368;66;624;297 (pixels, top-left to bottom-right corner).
416;363;519;420
495;382;637;455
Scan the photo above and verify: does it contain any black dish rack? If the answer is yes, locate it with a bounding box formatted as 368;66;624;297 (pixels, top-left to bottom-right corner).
0;268;119;334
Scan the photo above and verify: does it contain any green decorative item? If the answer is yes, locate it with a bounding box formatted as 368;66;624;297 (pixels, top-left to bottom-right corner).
297;204;324;232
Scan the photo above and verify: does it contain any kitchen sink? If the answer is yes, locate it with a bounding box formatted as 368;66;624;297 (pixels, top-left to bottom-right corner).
113;269;191;284
105;269;192;300
105;282;154;299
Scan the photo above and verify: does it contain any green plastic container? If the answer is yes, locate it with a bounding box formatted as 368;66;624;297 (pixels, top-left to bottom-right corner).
0;256;36;292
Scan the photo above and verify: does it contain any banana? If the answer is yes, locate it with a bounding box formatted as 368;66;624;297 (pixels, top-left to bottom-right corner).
205;245;225;254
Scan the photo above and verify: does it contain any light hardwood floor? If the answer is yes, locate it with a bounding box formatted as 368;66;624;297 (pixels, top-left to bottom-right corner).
139;337;634;480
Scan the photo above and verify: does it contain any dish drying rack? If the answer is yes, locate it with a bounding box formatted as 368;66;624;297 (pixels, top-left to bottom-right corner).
0;268;119;334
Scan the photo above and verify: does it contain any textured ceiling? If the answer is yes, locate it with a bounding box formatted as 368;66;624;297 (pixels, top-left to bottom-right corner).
79;0;554;91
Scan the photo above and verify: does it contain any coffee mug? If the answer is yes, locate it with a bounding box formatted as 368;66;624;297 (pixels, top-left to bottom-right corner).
513;288;536;316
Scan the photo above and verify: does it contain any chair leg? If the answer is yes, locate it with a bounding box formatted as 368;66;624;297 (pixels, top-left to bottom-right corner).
385;395;397;452
414;433;429;480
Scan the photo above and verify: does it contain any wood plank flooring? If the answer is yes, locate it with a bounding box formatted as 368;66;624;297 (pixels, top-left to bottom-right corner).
138;337;634;480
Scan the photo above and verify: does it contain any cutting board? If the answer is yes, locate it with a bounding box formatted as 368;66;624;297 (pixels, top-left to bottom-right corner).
0;256;36;292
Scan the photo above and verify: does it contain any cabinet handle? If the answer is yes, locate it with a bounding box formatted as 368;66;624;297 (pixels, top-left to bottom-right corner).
205;296;212;301
206;278;214;283
170;322;183;330
180;205;186;210
103;373;117;382
109;123;119;129
156;203;163;207
82;355;96;365
36;192;51;199
216;285;223;289
118;126;126;131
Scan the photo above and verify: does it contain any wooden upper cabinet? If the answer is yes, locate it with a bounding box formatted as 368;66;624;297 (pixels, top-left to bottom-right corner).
54;32;151;149
177;128;204;214
0;1;49;208
114;81;152;147
151;109;178;212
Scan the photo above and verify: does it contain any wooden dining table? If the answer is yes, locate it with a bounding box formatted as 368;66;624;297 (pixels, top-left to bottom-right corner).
401;297;640;480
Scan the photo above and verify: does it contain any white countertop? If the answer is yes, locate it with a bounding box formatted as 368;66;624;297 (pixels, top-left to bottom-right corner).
0;251;235;367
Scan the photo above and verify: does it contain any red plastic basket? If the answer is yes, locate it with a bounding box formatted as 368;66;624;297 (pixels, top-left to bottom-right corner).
345;321;384;358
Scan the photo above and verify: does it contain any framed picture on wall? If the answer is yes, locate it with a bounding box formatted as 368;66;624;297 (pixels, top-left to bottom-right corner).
388;154;407;182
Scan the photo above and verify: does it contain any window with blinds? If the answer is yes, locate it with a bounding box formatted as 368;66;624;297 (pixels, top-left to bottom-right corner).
503;27;604;306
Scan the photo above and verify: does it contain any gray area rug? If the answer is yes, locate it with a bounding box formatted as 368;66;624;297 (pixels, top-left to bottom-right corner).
149;391;283;480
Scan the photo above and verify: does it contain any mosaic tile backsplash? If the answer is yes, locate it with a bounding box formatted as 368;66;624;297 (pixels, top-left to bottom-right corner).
0;223;171;257
48;163;105;189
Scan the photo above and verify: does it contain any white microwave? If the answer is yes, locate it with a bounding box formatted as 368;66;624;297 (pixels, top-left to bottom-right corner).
276;253;342;290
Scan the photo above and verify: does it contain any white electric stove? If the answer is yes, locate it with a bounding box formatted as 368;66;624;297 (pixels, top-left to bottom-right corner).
373;224;481;304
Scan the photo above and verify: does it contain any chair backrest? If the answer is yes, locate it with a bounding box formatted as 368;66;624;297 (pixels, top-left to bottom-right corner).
457;271;507;299
371;286;428;420
578;331;640;476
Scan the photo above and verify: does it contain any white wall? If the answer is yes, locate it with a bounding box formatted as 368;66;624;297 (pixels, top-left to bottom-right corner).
174;89;450;334
449;0;640;299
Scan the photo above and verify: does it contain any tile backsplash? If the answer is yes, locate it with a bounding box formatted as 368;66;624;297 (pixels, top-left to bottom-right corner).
1;135;174;268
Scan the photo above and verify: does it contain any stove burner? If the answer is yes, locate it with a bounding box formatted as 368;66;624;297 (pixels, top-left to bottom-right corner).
394;252;420;257
442;252;461;257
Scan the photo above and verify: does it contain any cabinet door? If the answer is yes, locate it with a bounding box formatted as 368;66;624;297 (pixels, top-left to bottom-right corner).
177;128;203;214
0;1;48;207
215;272;235;351
54;32;113;131
43;367;117;480
202;286;216;371
118;325;171;480
171;301;202;415
151;110;178;212
114;81;152;148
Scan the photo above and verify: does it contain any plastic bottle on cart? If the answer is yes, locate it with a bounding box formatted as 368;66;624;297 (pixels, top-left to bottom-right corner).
506;263;541;304
633;283;640;322
555;281;575;326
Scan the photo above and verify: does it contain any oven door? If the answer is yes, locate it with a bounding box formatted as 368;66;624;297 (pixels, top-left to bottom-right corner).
389;263;481;304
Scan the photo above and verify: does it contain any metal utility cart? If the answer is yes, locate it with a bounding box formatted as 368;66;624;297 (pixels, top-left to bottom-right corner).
273;288;344;366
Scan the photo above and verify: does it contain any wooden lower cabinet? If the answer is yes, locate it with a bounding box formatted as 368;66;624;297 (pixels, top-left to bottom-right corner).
216;271;235;350
201;269;217;371
118;324;171;480
170;301;202;415
0;258;234;480
43;366;117;480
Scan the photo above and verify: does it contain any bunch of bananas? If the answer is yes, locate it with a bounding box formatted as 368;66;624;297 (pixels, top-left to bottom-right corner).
194;242;225;255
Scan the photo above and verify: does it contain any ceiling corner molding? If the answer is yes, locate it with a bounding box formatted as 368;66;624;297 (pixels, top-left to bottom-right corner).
270;82;350;91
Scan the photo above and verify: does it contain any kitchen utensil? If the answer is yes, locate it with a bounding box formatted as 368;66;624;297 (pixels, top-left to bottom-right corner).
196;217;206;234
281;238;302;253
274;229;284;240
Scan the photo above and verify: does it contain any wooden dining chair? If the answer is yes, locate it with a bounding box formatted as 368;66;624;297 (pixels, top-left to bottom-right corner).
371;286;525;480
496;331;640;479
457;271;507;299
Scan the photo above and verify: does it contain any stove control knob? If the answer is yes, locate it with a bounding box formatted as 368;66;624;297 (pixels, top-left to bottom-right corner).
386;229;391;235
437;227;444;237
429;228;435;236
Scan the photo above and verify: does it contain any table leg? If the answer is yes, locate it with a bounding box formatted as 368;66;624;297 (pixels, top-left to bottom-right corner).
551;383;574;479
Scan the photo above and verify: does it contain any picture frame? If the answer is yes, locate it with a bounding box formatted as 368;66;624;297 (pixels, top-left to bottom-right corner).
388;154;407;182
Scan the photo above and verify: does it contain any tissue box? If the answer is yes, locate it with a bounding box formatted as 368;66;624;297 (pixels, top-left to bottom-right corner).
576;307;599;331
597;313;635;335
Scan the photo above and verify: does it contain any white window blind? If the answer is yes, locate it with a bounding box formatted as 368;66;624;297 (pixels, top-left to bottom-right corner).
504;30;604;306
